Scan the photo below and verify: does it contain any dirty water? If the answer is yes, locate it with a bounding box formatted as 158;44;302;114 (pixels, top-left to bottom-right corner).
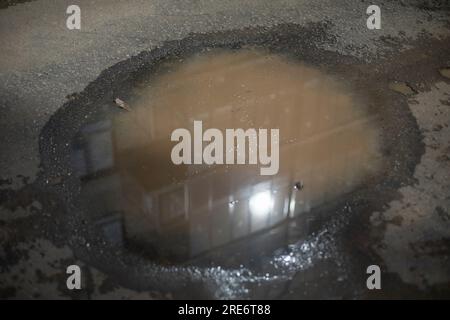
70;49;383;263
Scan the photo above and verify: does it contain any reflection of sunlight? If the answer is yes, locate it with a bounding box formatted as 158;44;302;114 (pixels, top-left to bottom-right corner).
249;191;274;217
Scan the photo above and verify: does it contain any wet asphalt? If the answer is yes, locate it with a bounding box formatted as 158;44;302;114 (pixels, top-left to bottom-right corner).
0;0;450;299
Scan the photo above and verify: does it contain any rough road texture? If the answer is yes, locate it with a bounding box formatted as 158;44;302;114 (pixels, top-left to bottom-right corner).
0;0;449;299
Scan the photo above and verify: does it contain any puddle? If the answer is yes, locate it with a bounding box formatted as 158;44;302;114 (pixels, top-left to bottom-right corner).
69;49;382;263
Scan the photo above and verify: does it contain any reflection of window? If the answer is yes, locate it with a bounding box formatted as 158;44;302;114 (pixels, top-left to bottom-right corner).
71;120;114;177
95;213;123;246
158;185;185;225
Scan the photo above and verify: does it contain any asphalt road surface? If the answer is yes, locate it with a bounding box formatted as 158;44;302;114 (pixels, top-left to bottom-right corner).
0;0;449;299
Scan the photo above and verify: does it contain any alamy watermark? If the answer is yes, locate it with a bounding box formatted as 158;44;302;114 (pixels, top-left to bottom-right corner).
171;120;279;175
66;5;81;30
66;264;81;290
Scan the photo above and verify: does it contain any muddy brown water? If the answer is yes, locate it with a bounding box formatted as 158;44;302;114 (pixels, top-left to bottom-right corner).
70;49;382;262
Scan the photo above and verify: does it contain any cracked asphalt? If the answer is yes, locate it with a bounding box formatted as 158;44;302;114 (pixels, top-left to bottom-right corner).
0;0;449;299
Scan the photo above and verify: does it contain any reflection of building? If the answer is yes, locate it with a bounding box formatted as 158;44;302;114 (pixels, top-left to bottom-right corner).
71;98;379;261
119;164;294;260
71;117;300;261
71;120;125;246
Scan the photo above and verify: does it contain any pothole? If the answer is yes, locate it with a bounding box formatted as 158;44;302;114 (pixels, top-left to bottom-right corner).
70;49;382;262
37;24;424;298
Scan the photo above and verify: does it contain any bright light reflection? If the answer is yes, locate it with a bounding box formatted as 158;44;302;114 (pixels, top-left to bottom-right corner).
249;191;274;217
